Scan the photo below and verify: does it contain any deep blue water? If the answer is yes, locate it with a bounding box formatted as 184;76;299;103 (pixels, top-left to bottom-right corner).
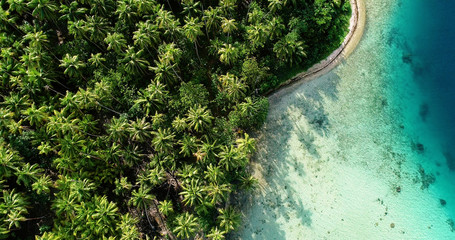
407;0;455;230
416;1;455;154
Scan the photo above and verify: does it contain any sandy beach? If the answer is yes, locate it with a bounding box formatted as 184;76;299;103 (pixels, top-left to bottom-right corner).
233;0;455;239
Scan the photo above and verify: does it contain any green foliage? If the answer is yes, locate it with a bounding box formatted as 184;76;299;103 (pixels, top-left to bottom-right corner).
0;0;350;238
229;97;269;129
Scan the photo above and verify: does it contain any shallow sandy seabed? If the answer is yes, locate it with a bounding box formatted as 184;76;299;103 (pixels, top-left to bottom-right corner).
232;0;455;239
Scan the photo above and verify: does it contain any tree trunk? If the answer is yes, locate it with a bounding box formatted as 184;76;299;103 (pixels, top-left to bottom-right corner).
151;199;176;240
194;41;201;63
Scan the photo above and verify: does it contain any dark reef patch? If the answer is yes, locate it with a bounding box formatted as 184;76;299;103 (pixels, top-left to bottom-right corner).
419;103;429;122
411;141;425;154
447;219;454;232
443;152;455;171
415;165;435;190
402;53;413;64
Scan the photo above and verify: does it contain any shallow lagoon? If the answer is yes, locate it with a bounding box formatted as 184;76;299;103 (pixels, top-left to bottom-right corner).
234;0;455;239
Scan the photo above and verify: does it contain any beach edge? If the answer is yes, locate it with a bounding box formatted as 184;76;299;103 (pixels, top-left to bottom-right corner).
266;0;366;101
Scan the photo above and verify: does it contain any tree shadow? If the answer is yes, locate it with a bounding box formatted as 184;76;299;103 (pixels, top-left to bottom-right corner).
231;70;341;239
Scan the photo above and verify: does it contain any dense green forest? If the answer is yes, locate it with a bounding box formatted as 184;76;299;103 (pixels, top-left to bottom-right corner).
0;0;350;239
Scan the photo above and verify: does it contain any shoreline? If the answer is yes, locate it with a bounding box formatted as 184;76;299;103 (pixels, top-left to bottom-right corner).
265;0;366;101
230;1;367;237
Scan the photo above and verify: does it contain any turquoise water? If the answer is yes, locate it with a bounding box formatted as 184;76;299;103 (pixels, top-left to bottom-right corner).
234;0;455;239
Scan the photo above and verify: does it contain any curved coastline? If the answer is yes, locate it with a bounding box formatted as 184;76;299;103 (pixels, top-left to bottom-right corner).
265;0;366;101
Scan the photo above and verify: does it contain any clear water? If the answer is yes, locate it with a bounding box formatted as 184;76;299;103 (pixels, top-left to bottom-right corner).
233;0;455;239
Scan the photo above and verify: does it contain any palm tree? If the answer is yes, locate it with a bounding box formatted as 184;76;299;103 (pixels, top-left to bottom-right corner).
0;146;20;178
205;183;230;205
59;54;86;78
15;163;42;187
268;0;283;13
132;30;151;52
34;232;60;240
173;212;198;239
85;15;111;43
172;116;188;133
133;21;160;51
1;93;30;117
183;17;203;61
204;163;225;184
202;7;221;37
67;20;90;40
32;174;52;194
115;0;137;24
247;24;269;49
186;105;214;132
104;32;127;53
129;186;156;229
106;116;128;142
236;133;256;154
91;196;119;236
197;138;218;163
114;177;132;196
152;128;175;154
57;134;85;159
1;189;29;231
218;43;239;65
219;0;236;15
178;134;197;157
156;7;181;40
268;17;285;40
218;73;246;103
273;31;307;65
207;227;226;240
217;207;241;233
239;173;258;190
132;80;169;116
22;104;48;127
221;18;237;38
128;118;152;142
27;0;58;22
120;46;150;75
132;0;155;15
178;164;199;183
87;0;115;15
158;42;182;65
116;213;140;240
149;59;178;86
151;112;165;129
88;53;106;68
8;0;29;15
23;30;48;51
179;179;204;207
158;200;174;217
59;1;87;21
217;145;243;171
181;0;201;17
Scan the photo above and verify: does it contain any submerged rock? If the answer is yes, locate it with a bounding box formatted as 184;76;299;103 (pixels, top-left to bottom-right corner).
440;199;447;206
411;141;425;154
402;54;413;64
